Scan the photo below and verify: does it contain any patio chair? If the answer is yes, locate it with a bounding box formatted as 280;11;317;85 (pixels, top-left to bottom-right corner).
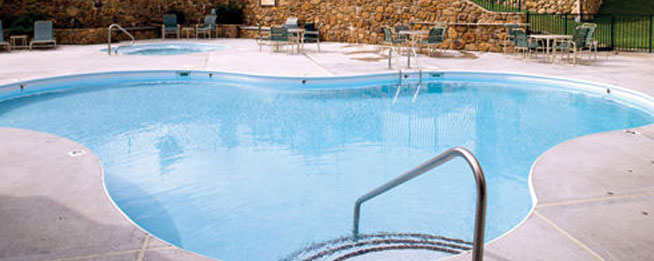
162;14;180;39
582;23;599;61
554;25;591;65
512;29;542;59
304;22;321;52
196;15;217;39
417;26;446;56
0;21;10;52
284;17;299;29
381;26;407;61
29;21;56;50
255;23;271;52
503;24;520;54
269;26;292;53
394;24;410;41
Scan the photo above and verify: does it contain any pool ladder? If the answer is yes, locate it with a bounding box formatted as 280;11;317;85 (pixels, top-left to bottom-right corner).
352;147;487;261
391;47;423;104
107;24;135;55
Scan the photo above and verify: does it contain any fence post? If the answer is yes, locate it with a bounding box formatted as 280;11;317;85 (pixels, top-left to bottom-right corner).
526;12;530;34
650;14;653;53
610;15;615;51
564;14;568;34
518;0;521;12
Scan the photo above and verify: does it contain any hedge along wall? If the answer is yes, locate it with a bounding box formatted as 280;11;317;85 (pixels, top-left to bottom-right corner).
1;0;526;51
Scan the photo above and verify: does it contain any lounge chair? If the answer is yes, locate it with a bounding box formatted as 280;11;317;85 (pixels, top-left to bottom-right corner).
0;21;10;51
196;15;217;39
162;14;180;39
417;26;446;56
303;22;321;52
29;21;56;50
512;29;542;59
554;25;593;65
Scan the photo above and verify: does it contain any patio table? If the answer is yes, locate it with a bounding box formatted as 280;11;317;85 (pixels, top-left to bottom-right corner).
287;28;305;54
398;30;429;68
529;34;572;63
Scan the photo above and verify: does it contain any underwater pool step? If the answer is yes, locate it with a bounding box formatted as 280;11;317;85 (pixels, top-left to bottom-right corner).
282;232;472;261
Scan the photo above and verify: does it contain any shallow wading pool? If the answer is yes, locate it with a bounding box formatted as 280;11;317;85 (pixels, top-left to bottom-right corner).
0;71;652;260
102;42;228;55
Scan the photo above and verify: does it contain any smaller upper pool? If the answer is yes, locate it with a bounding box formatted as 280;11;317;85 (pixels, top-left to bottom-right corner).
103;42;228;55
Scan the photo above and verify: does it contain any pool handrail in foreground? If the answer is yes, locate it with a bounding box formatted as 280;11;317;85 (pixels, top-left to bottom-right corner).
352;147;487;261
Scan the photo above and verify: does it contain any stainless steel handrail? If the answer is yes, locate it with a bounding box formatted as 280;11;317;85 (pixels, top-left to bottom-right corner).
352;147;487;261
409;47;423;103
108;24;135;55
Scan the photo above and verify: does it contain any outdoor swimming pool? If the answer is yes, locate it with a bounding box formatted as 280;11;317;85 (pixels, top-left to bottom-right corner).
0;71;652;260
102;42;228;55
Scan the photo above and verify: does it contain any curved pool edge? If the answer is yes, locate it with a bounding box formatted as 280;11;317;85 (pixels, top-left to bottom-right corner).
446;123;654;261
0;127;216;261
2;70;653;116
1;71;653;260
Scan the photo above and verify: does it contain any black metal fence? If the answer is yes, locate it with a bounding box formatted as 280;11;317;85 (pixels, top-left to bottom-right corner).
527;13;654;52
470;0;522;12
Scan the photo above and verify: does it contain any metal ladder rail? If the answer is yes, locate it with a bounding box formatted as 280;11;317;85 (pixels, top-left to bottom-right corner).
390;44;405;105
409;47;423;103
108;24;135;55
352;147;487;261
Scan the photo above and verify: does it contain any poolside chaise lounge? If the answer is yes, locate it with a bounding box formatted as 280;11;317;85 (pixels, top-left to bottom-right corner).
0;21;10;51
196;15;217;39
162;14;180;39
29;21;56;50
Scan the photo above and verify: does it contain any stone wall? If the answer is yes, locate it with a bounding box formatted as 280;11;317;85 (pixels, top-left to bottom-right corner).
0;0;229;29
522;0;603;14
1;0;530;51
240;0;525;51
54;28;158;45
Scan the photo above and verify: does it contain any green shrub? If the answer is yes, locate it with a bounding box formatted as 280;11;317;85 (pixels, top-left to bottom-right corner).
215;2;243;24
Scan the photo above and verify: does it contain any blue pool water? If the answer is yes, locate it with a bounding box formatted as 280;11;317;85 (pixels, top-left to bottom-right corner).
0;71;652;260
102;42;227;55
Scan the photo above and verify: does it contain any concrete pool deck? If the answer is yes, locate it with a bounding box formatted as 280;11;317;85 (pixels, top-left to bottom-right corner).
0;39;653;260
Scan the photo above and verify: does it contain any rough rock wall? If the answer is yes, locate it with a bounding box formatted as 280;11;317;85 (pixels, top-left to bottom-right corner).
522;0;603;14
242;0;525;51
0;0;228;28
1;0;527;51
